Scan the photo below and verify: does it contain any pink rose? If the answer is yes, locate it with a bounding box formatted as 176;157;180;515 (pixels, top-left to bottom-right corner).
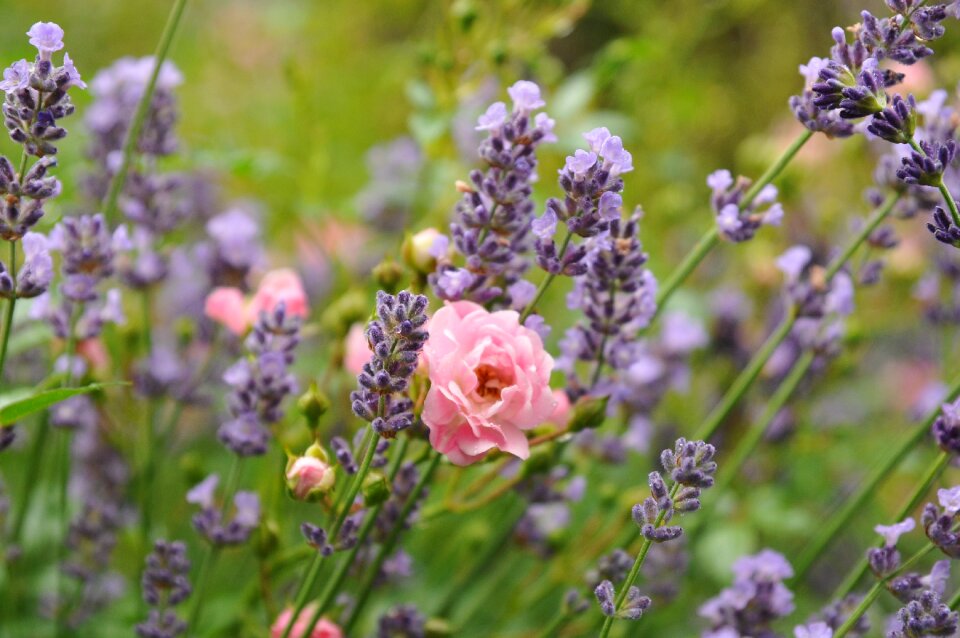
271;605;342;638
250;268;310;320
344;323;370;375
549;389;571;427
285;451;336;501
422;301;556;466
204;287;249;335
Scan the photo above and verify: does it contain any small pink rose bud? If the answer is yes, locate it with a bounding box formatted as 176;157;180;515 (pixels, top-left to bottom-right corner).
271;604;343;638
402;227;448;273
285;444;335;501
249;268;310;320
204;287;249;335
344;323;371;376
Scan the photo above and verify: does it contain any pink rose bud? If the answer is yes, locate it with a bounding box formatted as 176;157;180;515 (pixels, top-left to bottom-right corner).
422;301;557;466
249;268;310;320
344;323;371;376
204;287;250;335
271;605;343;638
402;227;448;273
286;443;335;501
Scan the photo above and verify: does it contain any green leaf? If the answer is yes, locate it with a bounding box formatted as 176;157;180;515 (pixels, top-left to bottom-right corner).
0;383;123;425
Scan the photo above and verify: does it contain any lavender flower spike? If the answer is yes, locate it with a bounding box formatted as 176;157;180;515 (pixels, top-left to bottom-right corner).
136;540;191;638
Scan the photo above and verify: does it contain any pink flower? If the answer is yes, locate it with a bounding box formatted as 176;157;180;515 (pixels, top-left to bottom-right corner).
271;605;342;638
249;268;309;320
549;389;571;427
344;323;370;375
204;287;249;335
285;444;336;501
422;301;556;466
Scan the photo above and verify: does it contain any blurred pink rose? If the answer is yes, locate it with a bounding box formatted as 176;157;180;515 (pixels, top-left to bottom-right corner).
204;287;249;335
285;454;336;501
249;268;310;319
77;338;110;373
270;605;342;638
422;301;556;466
344;323;370;375
549;389;572;427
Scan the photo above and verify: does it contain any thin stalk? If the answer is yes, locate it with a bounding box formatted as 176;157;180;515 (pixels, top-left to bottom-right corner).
7;413;49;548
519;229;573;323
692;307;796;441
793;371;960;580
743;129;814;203
185;544;218;634
139;289;156;551
302;441;415;628
0;240;17;383
949;586;960;611
832;450;951;599
834;542;938;638
341;451;442;634
825;192;899;280
714;351;815;495
598;483;681;638
101;0;189;222
536;611;571;638
281;427;380;638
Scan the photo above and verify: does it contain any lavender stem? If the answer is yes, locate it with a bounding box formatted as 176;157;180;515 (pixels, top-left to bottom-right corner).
0;241;16;382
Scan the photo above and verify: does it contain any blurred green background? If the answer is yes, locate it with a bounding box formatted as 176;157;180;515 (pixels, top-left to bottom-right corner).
4;0;960;636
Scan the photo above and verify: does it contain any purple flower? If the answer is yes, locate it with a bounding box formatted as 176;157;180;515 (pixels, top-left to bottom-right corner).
535;112;557;143
597;191;623;220
507;80;545;112
508;279;537;310
15;231;54;298
584;127;611;153
232;491;260;528
937;487;960;515
875;517;916;547
0;60;30;93
565;149;598;175
531;209;558;240
27;22;65;58
186;474;218;510
599;135;633;175
476;101;508;131
433;267;474;300
794;622;833;638
776;246;812;282
62;53;85;89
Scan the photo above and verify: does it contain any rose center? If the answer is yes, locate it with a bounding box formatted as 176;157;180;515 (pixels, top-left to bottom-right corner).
473;364;509;401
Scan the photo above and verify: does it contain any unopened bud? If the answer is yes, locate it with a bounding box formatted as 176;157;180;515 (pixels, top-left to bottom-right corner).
285;443;336;502
362;471;391;506
402;227;448;274
298;382;330;430
373;259;405;293
568;395;610;432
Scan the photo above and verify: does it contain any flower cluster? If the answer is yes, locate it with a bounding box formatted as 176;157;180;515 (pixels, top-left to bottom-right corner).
921;486;960;558
355;137;423;231
430;81;554;305
888;590;959;638
699;549;795;637
351;290;429;438
186;474;261;546
136;540;191;638
218;303;302;456
558;213;657;398
707;169;783;243
595;439;715;623
932;397;960;456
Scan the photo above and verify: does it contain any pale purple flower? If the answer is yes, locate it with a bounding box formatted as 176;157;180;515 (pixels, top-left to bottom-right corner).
716;204;743;235
62;52;86;89
732;549;794;581
427;234;449;258
16;232;54;297
507;80;545;112
875;517;916;547
660;311;708;354
776;246;812;282
476;101;508;131
27;22;65;58
938;487;960;514
565;149;598;175
707;169;733;193
0;60;30;94
794;622;833;638
584;127;611;153
186;474;219;510
100;288;126;325
799;57;829;87
535;112;557;143
434;267;473;299
232;491;260;528
599;135;633;174
532;209;558;240
508;279;537;310
524;314;550;341
924;560;952;595
824;272;855;316
598;191;623;220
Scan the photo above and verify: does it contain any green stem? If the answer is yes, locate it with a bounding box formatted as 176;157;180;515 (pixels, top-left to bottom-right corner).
652;228;719;323
832;450;951;599
7;413;48;549
281;427;380;638
833;542;938;638
792;372;960;580
139;290;156;552
713;351;815;495
185;545;218;635
598;483;681;638
0;240;17;383
101;0;189;222
519;229;573;324
692;306;796;441
341;450;442;635
948;586;960;611
536;611;571;638
53;428;71;637
825;192;899;280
